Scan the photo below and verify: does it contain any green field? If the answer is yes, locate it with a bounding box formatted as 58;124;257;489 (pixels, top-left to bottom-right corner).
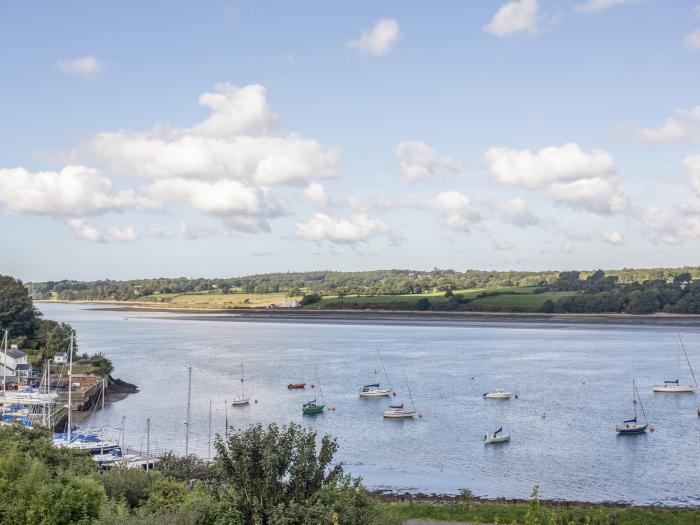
135;291;300;309
470;291;576;308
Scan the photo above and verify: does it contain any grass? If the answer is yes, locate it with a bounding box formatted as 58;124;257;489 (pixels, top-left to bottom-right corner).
470;291;576;308
135;292;300;309
375;501;700;525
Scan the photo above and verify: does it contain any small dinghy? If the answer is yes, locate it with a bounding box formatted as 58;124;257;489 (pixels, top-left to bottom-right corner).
287;383;306;389
484;427;510;444
483;389;512;400
616;380;649;435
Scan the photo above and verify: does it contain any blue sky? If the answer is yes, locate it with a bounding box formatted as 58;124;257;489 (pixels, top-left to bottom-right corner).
2;0;700;281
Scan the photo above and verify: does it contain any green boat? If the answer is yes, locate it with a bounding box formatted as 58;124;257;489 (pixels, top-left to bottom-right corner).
302;399;324;415
302;365;326;415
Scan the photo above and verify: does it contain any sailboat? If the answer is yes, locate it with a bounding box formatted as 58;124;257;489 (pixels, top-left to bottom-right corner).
483;389;512;400
616;380;649;435
383;369;417;419
359;351;393;397
652;334;697;393
231;363;250;406
484;427;510;444
302;365;325;415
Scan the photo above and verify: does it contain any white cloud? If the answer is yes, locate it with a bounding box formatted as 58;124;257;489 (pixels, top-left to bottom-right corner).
497;197;539;226
425;192;481;232
483;143;615;189
548;177;629;215
56;56;104;77
686;29;700;50
347;19;400;55
69;219;104;242
483;143;627;215
0;165;150;216
484;0;539;37
69;219;160;243
395;141;462;182
683;154;700;195
637;118;686;145
86;83;339;186
491;236;514;251
600;229;625;245
303;183;331;208
575;0;639;13
295;213;388;244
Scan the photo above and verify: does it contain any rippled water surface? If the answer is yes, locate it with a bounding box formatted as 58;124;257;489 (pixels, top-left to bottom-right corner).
39;303;700;506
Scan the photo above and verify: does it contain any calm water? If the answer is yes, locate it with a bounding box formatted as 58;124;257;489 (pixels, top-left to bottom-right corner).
38;303;700;506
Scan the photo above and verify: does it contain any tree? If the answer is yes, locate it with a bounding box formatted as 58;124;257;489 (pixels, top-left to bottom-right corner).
0;275;40;339
541;300;555;313
416;298;430;310
214;423;373;525
301;294;322;306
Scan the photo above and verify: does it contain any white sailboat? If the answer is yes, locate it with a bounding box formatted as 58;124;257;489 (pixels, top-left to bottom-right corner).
483;389;512;400
484;427;511;444
359;351;393;397
652;334;697;393
383;369;417;419
231;363;250;406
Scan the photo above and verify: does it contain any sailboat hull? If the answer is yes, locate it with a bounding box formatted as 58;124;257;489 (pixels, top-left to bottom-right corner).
302;405;324;415
484;433;510;444
359;389;392;397
383;409;417;418
652;384;696;393
231;398;250;406
615;423;648;434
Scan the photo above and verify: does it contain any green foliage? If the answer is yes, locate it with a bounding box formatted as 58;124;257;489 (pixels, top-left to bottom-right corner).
214;422;374;525
300;293;322;306
0;275;40;339
89;353;114;377
416;297;431;310
36;320;76;360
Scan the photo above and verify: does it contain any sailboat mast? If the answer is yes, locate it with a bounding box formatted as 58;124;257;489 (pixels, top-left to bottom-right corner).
67;334;73;443
378;350;393;391
47;358;51;429
678;334;698;387
146;418;151;472
403;368;416;412
315;365;325;404
241;363;245;398
635;381;648;423
101;377;106;455
632;380;637;420
185;366;192;456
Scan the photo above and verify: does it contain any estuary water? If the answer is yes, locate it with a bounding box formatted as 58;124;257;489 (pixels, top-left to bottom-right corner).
38;303;700;506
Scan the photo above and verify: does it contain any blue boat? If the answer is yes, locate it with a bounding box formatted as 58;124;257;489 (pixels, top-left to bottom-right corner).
616;380;649;435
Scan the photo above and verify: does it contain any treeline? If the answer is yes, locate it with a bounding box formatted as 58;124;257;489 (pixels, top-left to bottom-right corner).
27;266;700;301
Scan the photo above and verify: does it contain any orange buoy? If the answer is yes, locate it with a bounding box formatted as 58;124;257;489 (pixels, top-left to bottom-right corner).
539;412;546;419
254;399;259;404
330;405;336;411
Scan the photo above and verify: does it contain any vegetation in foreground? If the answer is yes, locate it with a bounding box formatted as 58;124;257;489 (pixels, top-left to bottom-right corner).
1;424;698;524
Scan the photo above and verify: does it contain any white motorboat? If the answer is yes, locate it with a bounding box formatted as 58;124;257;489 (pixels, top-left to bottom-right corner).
231;363;250;406
652;334;697;393
484;427;510;444
483;389;512;400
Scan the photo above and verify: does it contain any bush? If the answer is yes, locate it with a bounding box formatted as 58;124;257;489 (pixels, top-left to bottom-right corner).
416;298;431;310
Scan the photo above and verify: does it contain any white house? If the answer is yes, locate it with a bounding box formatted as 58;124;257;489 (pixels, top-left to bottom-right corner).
278;299;300;308
0;347;32;379
53;351;68;364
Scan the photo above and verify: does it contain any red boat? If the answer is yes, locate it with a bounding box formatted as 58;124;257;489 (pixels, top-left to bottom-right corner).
287;383;306;389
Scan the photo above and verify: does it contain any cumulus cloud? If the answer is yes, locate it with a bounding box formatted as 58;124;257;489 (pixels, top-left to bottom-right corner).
295;213;388;244
412;192;481;232
483;143;627;215
686;29;700;51
0;165;150;216
347;19;400;55
600;229;625;245
484;0;539;37
69;219;161;243
637;105;700;145
56;56;104;77
395;141;462;182
548;177;629;215
497;197;539;226
303;183;331;208
85;83;339;186
575;0;639;13
483;143;615;189
180;221;227;240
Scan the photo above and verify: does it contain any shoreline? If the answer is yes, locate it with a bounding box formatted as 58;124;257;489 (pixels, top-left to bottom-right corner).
36;300;700;328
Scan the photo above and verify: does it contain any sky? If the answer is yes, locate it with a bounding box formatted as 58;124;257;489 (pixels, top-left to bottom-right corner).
2;0;700;281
